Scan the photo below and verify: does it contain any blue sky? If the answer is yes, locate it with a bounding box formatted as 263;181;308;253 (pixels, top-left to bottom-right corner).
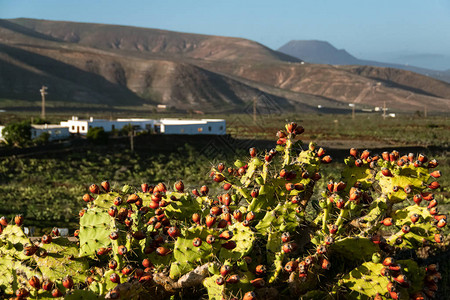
1;0;450;69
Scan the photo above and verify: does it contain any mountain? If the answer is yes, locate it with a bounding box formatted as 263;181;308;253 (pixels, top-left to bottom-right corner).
278;40;450;83
0;18;449;113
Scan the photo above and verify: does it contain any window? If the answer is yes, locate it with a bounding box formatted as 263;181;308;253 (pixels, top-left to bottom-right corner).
220;126;223;130
81;126;85;131
111;125;115;130
208;126;212;131
180;129;185;133
71;126;75;130
55;130;61;135
198;127;203;132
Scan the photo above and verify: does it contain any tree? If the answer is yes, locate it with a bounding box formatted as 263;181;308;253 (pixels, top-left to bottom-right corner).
1;121;31;147
86;126;108;144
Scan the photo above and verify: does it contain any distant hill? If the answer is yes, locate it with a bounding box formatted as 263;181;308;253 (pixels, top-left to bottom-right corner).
0;18;449;113
278;40;450;83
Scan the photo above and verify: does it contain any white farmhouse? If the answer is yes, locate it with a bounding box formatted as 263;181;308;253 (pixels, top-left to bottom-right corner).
31;124;70;141
60;117;155;134
156;119;226;135
0;125;5;142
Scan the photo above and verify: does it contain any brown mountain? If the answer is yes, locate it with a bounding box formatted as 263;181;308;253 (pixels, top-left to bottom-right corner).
1;18;449;113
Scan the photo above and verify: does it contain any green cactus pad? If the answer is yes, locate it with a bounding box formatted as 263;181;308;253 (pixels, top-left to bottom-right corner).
248;185;276;213
65;289;102;300
79;207;116;257
164;192;202;222
376;164;430;203
170;226;219;279
240;157;263;187
203;274;225;300
93;192;122;209
342;158;374;190
36;237;88;283
331;237;379;261
219;222;255;261
255;202;298;234
341;262;390;299
0;224;33;260
397;259;425;295
266;231;284;283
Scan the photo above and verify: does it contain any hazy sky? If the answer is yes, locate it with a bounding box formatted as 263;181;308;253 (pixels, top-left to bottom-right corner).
1;0;450;68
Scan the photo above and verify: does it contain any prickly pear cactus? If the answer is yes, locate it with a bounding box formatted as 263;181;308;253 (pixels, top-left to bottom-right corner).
0;123;446;299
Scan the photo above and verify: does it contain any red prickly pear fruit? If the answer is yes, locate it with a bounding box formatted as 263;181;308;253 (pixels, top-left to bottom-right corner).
404;185;412;194
156;246;171;256
117;245;127;255
192;213;201;224
192;237;202;247
174;181;184;192
89;184;100;194
110;273;120;283
394;274;409;286
42;279;54;291
251;277;266;288
101;181;110;192
233;210;243;222
389;291;400;300
206;234;216;244
109;259;118;270
285;183;295;191
282;243;294;254
410;213;420;224
127;193;139;204
223;183;232;190
291;195;301;204
302;170;310;179
427;199;438;209
255;264;266;276
388;264;401;272
221;240;237;250
167;226;180;238
322;155;332;163
205;214;216;228
421;192;434;201
113;196;123;206
418;153;428;163
430;170;441;178
132;230;146;240
0;216;8;227
354;159;363;167
411;292;425;300
327;180;334;192
242;219;250;227
276;130;287;139
151;192;162;202
374;293;383;300
82;193;93;202
51;288;63;297
350;148;358;158
243;291;257;300
281;232;291;243
284;260;298;272
401;224;410;233
210;206;222;216
381;151;389;161
214;173;225;182
380;267;389;276
125;217;133;227
238;166;246;176
329;224;338;234
222;212;232;224
42;234;52;244
294;125;304;135
414;160;422;168
15;287;30;298
382;257;395;266
85;276;95;286
217;163;225;172
226;274;240;284
74;229;79;237
321;258;331;270
334;181;346;192
413;194;423;205
427;159;438;168
97;247;111;256
246;211;256;222
324;236;334;245
192;189;200;197
251;188;259;198
335;198;345;209
429;207;439;215
428;181;440;190
108;206;118;217
249;147;257;157
141;183;149;193
62;275;74;289
381;167;392;177
222;193;232;206
29;275;41;289
142;259;153;269
360;149;370;160
434;215;446;221
215;276;225;285
390;150;399;161
277;138;287;145
294;183;305;191
155;182;167;193
219;230;233;240
317;147;325;157
220;264;231;276
122;265;133;275
149;200;159;209
387;281;396;293
200;185;209;196
279;169;287;178
380;218;393;226
109;231;119;240
437;219;447;228
52;227;59;236
286;122;297;133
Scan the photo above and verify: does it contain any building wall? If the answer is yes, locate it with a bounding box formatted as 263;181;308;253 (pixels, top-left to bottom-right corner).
31;127;71;141
160;120;226;135
0;125;4;142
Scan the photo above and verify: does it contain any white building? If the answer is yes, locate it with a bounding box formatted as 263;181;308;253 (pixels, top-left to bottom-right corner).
31;124;70;141
60;117;155;134
156;119;226;135
0;125;5;142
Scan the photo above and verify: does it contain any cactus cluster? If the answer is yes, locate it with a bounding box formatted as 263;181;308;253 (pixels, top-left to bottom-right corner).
0;122;447;299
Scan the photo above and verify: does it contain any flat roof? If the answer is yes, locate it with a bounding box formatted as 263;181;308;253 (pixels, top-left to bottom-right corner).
32;124;69;129
159;118;225;125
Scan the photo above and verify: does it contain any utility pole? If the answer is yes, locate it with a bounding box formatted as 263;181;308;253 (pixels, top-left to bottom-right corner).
129;124;134;152
40;86;48;119
424;106;428;118
253;96;257;123
382;101;387;120
349;103;355;120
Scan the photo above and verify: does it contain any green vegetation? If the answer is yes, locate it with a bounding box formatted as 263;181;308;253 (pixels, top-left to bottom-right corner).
1;121;31;147
0;122;447;299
